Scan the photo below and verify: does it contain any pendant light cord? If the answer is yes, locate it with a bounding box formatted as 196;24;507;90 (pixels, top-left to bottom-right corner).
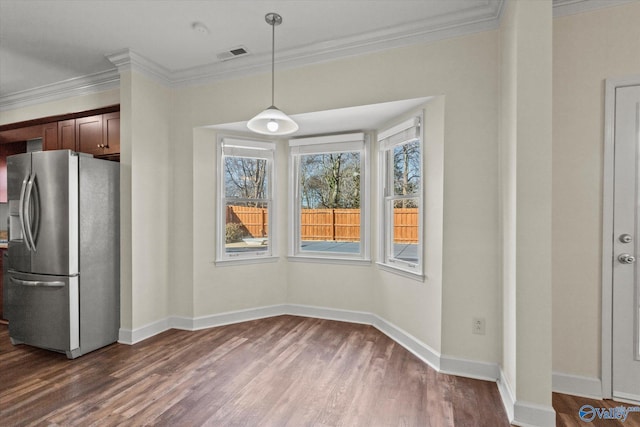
271;18;275;107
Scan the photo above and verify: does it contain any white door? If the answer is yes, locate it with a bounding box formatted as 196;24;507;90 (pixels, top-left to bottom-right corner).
612;84;640;403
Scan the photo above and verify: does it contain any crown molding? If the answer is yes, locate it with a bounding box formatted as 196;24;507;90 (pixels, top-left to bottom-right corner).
5;0;634;111
171;0;505;87
105;48;173;86
0;0;504;111
0;69;120;112
553;0;636;17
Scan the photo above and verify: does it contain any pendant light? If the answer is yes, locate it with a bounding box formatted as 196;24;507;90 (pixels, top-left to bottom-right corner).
247;12;299;136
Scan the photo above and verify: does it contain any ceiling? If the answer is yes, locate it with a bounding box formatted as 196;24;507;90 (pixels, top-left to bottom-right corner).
0;0;630;110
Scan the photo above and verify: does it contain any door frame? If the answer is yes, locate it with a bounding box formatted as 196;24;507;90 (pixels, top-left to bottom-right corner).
602;75;640;399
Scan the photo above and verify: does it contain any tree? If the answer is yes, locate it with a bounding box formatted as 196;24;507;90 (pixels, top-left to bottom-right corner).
300;152;360;209
393;140;420;208
224;156;268;202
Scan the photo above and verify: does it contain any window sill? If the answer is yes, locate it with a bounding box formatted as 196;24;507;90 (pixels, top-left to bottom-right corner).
376;262;425;282
287;255;371;266
214;256;280;267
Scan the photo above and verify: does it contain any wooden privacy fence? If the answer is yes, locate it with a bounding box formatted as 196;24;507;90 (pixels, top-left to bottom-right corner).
392;208;419;243
226;205;269;238
226;206;418;243
301;209;360;242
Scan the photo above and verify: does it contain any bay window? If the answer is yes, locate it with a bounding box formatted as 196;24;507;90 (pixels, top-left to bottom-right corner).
217;137;276;263
378;116;423;275
289;133;370;262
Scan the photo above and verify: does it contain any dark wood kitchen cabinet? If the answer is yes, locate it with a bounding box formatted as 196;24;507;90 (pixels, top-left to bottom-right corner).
100;112;120;157
43;122;58;151
51;116;101;154
0;105;120;161
58;119;76;151
76;115;103;156
43;113;119;160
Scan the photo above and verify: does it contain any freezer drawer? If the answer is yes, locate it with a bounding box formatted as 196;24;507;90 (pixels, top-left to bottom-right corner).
7;271;79;357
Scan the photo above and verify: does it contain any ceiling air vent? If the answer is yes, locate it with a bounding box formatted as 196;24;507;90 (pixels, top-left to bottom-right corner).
217;46;250;62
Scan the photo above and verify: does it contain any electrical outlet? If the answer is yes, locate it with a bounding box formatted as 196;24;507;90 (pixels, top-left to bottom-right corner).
472;317;486;335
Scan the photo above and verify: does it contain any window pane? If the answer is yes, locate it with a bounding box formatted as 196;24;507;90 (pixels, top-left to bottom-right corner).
393;140;420;196
299;152;361;254
224;156;269;199
225;201;269;254
390;198;419;263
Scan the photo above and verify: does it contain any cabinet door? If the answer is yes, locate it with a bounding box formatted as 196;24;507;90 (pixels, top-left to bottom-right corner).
102;112;120;155
58;119;76;151
43;122;59;150
76;115;103;156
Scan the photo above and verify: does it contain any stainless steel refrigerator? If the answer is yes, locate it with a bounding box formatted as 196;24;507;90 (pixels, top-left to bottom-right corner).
5;150;119;358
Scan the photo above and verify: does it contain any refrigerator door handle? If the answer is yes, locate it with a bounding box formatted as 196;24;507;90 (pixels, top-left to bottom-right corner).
30;174;40;247
10;277;65;288
24;173;37;252
18;174;32;251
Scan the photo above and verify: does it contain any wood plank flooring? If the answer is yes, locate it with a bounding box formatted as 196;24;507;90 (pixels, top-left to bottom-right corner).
0;315;510;426
554;393;640;427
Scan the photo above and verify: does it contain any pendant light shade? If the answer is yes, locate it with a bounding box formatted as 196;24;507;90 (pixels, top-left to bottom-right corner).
247;13;298;136
247;105;299;135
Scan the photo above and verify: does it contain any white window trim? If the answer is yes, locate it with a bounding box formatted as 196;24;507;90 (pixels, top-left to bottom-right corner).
289;132;371;262
377;115;424;277
216;136;277;264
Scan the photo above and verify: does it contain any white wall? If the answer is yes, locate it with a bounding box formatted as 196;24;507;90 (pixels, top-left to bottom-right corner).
128;71;172;328
500;1;554;424
500;0;518;396
109;68;173;332
552;1;640;383
119;73;133;331
174;29;501;363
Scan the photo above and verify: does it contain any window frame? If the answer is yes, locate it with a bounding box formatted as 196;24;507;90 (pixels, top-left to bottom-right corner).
377;115;424;277
216;136;277;265
288;132;370;263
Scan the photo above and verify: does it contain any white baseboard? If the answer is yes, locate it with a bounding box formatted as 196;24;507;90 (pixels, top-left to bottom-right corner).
369;312;442;372
440;355;500;382
552;371;603;399
190;304;286;330
498;368;557;427
118;317;170;345
284;303;375;326
513;401;557;427
498;368;516;421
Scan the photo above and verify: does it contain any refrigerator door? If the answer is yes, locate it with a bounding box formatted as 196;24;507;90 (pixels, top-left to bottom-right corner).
6;270;79;356
31;150;79;275
8;150;79;276
7;153;32;273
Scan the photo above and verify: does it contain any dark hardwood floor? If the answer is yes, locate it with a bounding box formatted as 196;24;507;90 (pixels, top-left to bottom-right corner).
554;393;640;427
7;316;638;427
1;315;511;426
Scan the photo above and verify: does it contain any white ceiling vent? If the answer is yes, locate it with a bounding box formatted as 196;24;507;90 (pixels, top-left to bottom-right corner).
217;46;250;62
